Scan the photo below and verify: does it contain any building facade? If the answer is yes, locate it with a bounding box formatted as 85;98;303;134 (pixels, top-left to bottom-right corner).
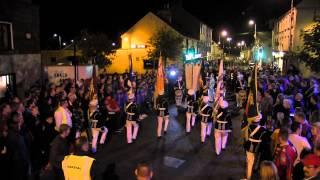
0;0;41;96
272;0;320;53
107;3;212;74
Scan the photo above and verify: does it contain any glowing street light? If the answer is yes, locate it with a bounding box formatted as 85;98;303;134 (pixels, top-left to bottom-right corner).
221;30;228;37
226;37;232;42
218;30;228;45
248;19;257;42
53;33;62;49
62;42;66;46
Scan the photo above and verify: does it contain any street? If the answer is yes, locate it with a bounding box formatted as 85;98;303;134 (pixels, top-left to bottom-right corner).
95;97;246;180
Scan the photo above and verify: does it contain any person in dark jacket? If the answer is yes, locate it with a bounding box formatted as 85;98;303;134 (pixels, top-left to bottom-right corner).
0;122;10;180
49;124;70;180
33;115;57;175
7;112;30;180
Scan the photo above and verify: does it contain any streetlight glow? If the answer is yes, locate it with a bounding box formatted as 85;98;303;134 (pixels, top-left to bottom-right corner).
62;42;66;46
226;37;232;42
237;42;241;47
241;40;245;45
70;40;74;43
221;30;228;37
249;20;255;25
53;33;58;37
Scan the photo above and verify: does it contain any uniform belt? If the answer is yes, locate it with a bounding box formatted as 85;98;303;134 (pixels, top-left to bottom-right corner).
159;108;166;110
216;120;227;124
127;112;135;115
201;116;208;123
249;138;262;143
187;106;194;113
200;113;210;117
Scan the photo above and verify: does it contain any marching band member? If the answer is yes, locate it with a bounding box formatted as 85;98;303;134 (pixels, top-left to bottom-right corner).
88;99;108;153
199;95;213;143
186;89;197;133
214;98;232;155
125;93;139;144
156;91;170;138
244;113;267;180
174;75;184;107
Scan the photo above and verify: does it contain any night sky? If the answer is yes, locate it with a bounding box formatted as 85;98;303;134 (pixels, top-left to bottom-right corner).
34;0;301;47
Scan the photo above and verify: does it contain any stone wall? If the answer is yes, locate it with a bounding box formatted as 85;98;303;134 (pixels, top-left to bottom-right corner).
0;54;41;96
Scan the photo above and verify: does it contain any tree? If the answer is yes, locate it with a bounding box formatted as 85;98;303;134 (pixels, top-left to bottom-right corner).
147;28;184;66
299;21;320;72
77;30;115;68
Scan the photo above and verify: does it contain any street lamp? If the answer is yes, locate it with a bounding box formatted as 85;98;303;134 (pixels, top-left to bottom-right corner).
53;33;62;49
226;37;232;48
218;30;228;45
62;42;66;46
248;20;257;42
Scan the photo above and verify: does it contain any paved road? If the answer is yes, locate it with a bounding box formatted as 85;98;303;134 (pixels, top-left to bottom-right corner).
94;99;246;180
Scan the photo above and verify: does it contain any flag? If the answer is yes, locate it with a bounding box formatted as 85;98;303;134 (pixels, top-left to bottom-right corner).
241;64;259;130
214;59;224;102
89;64;97;100
155;55;165;94
212;59;223;119
129;54;133;81
128;54;134;94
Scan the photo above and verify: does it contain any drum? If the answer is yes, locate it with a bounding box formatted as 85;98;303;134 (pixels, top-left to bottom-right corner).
175;89;183;97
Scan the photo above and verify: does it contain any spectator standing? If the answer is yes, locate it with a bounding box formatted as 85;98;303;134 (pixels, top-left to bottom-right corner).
273;128;297;180
49;124;70;180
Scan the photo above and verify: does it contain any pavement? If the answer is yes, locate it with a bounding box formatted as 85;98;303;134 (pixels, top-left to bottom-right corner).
94;96;246;180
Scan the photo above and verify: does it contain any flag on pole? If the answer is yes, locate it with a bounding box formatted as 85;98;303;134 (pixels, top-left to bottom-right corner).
214;59;224;101
129;54;133;81
127;54;134;94
241;64;259;130
89;64;97;100
155;55;165;94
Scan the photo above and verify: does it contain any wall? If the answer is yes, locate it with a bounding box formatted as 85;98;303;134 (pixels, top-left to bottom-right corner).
121;12;178;50
114;12;183;74
41;50;82;66
0;54;41;96
273;8;297;52
106;49;147;74
294;0;320;52
0;0;40;53
46;65;96;84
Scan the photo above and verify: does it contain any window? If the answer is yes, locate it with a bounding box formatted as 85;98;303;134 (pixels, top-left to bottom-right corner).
0;21;13;51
